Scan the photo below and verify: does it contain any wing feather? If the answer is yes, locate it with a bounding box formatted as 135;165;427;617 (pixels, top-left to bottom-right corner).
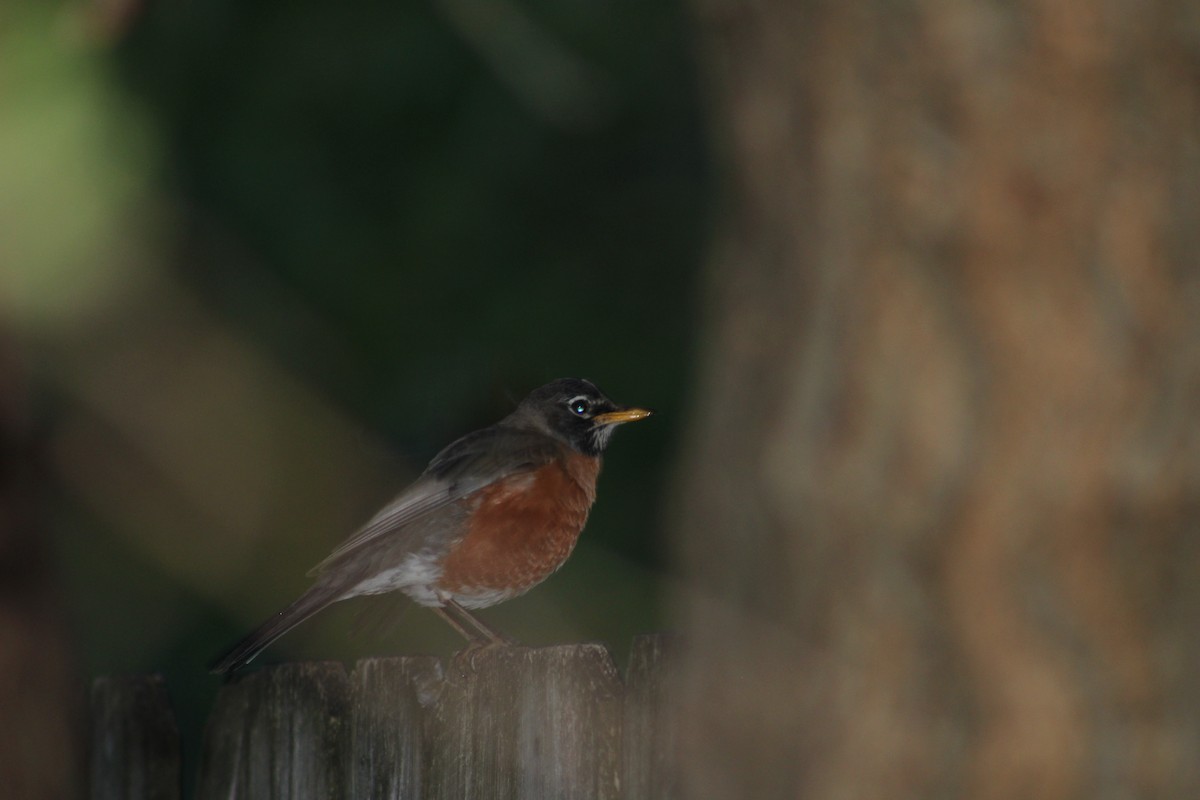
309;425;560;575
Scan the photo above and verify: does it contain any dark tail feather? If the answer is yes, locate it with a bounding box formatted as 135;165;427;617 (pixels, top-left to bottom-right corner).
209;584;344;675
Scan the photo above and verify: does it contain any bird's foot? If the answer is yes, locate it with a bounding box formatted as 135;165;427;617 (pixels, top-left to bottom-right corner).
450;636;515;674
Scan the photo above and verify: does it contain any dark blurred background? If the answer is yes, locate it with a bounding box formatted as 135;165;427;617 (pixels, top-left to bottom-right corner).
11;2;1199;799
1;0;707;792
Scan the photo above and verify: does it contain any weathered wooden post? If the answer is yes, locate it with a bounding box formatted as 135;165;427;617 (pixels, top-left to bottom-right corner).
348;656;442;799
88;675;180;800
623;634;679;800
195;662;350;800
427;645;624;800
91;636;678;799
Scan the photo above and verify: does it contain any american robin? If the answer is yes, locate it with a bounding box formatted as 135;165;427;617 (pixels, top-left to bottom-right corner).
210;377;652;674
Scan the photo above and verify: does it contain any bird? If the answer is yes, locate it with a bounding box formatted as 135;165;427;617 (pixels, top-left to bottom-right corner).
210;377;652;674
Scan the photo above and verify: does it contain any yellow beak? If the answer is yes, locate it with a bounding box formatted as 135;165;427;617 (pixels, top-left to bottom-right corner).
593;407;654;426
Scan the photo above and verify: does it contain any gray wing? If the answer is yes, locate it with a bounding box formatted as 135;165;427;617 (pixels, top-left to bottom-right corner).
309;425;560;576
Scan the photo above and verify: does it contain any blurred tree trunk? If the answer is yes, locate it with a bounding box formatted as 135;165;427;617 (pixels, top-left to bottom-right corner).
0;334;81;800
675;2;1200;799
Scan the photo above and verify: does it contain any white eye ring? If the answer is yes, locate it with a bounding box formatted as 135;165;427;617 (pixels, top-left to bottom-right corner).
568;396;591;416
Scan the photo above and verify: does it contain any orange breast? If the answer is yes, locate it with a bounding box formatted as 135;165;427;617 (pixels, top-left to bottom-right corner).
437;451;601;601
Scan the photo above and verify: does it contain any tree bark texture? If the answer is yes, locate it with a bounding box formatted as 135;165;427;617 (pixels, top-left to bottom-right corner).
676;2;1200;798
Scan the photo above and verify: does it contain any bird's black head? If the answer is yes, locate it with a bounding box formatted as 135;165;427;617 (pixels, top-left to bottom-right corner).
507;378;653;456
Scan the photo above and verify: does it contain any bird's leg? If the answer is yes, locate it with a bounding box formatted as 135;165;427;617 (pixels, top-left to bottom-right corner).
431;605;488;645
435;600;517;673
446;599;515;646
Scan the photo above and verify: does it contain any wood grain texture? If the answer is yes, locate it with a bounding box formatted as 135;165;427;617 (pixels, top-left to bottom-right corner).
89;675;179;800
98;638;679;799
623;634;680;800
195;662;349;800
427;644;623;800
348;656;442;799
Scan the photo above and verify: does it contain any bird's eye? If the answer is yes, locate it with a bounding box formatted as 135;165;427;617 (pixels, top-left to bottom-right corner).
568;396;591;416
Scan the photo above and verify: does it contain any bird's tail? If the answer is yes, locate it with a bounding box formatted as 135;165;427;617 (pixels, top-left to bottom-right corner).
209;583;345;675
